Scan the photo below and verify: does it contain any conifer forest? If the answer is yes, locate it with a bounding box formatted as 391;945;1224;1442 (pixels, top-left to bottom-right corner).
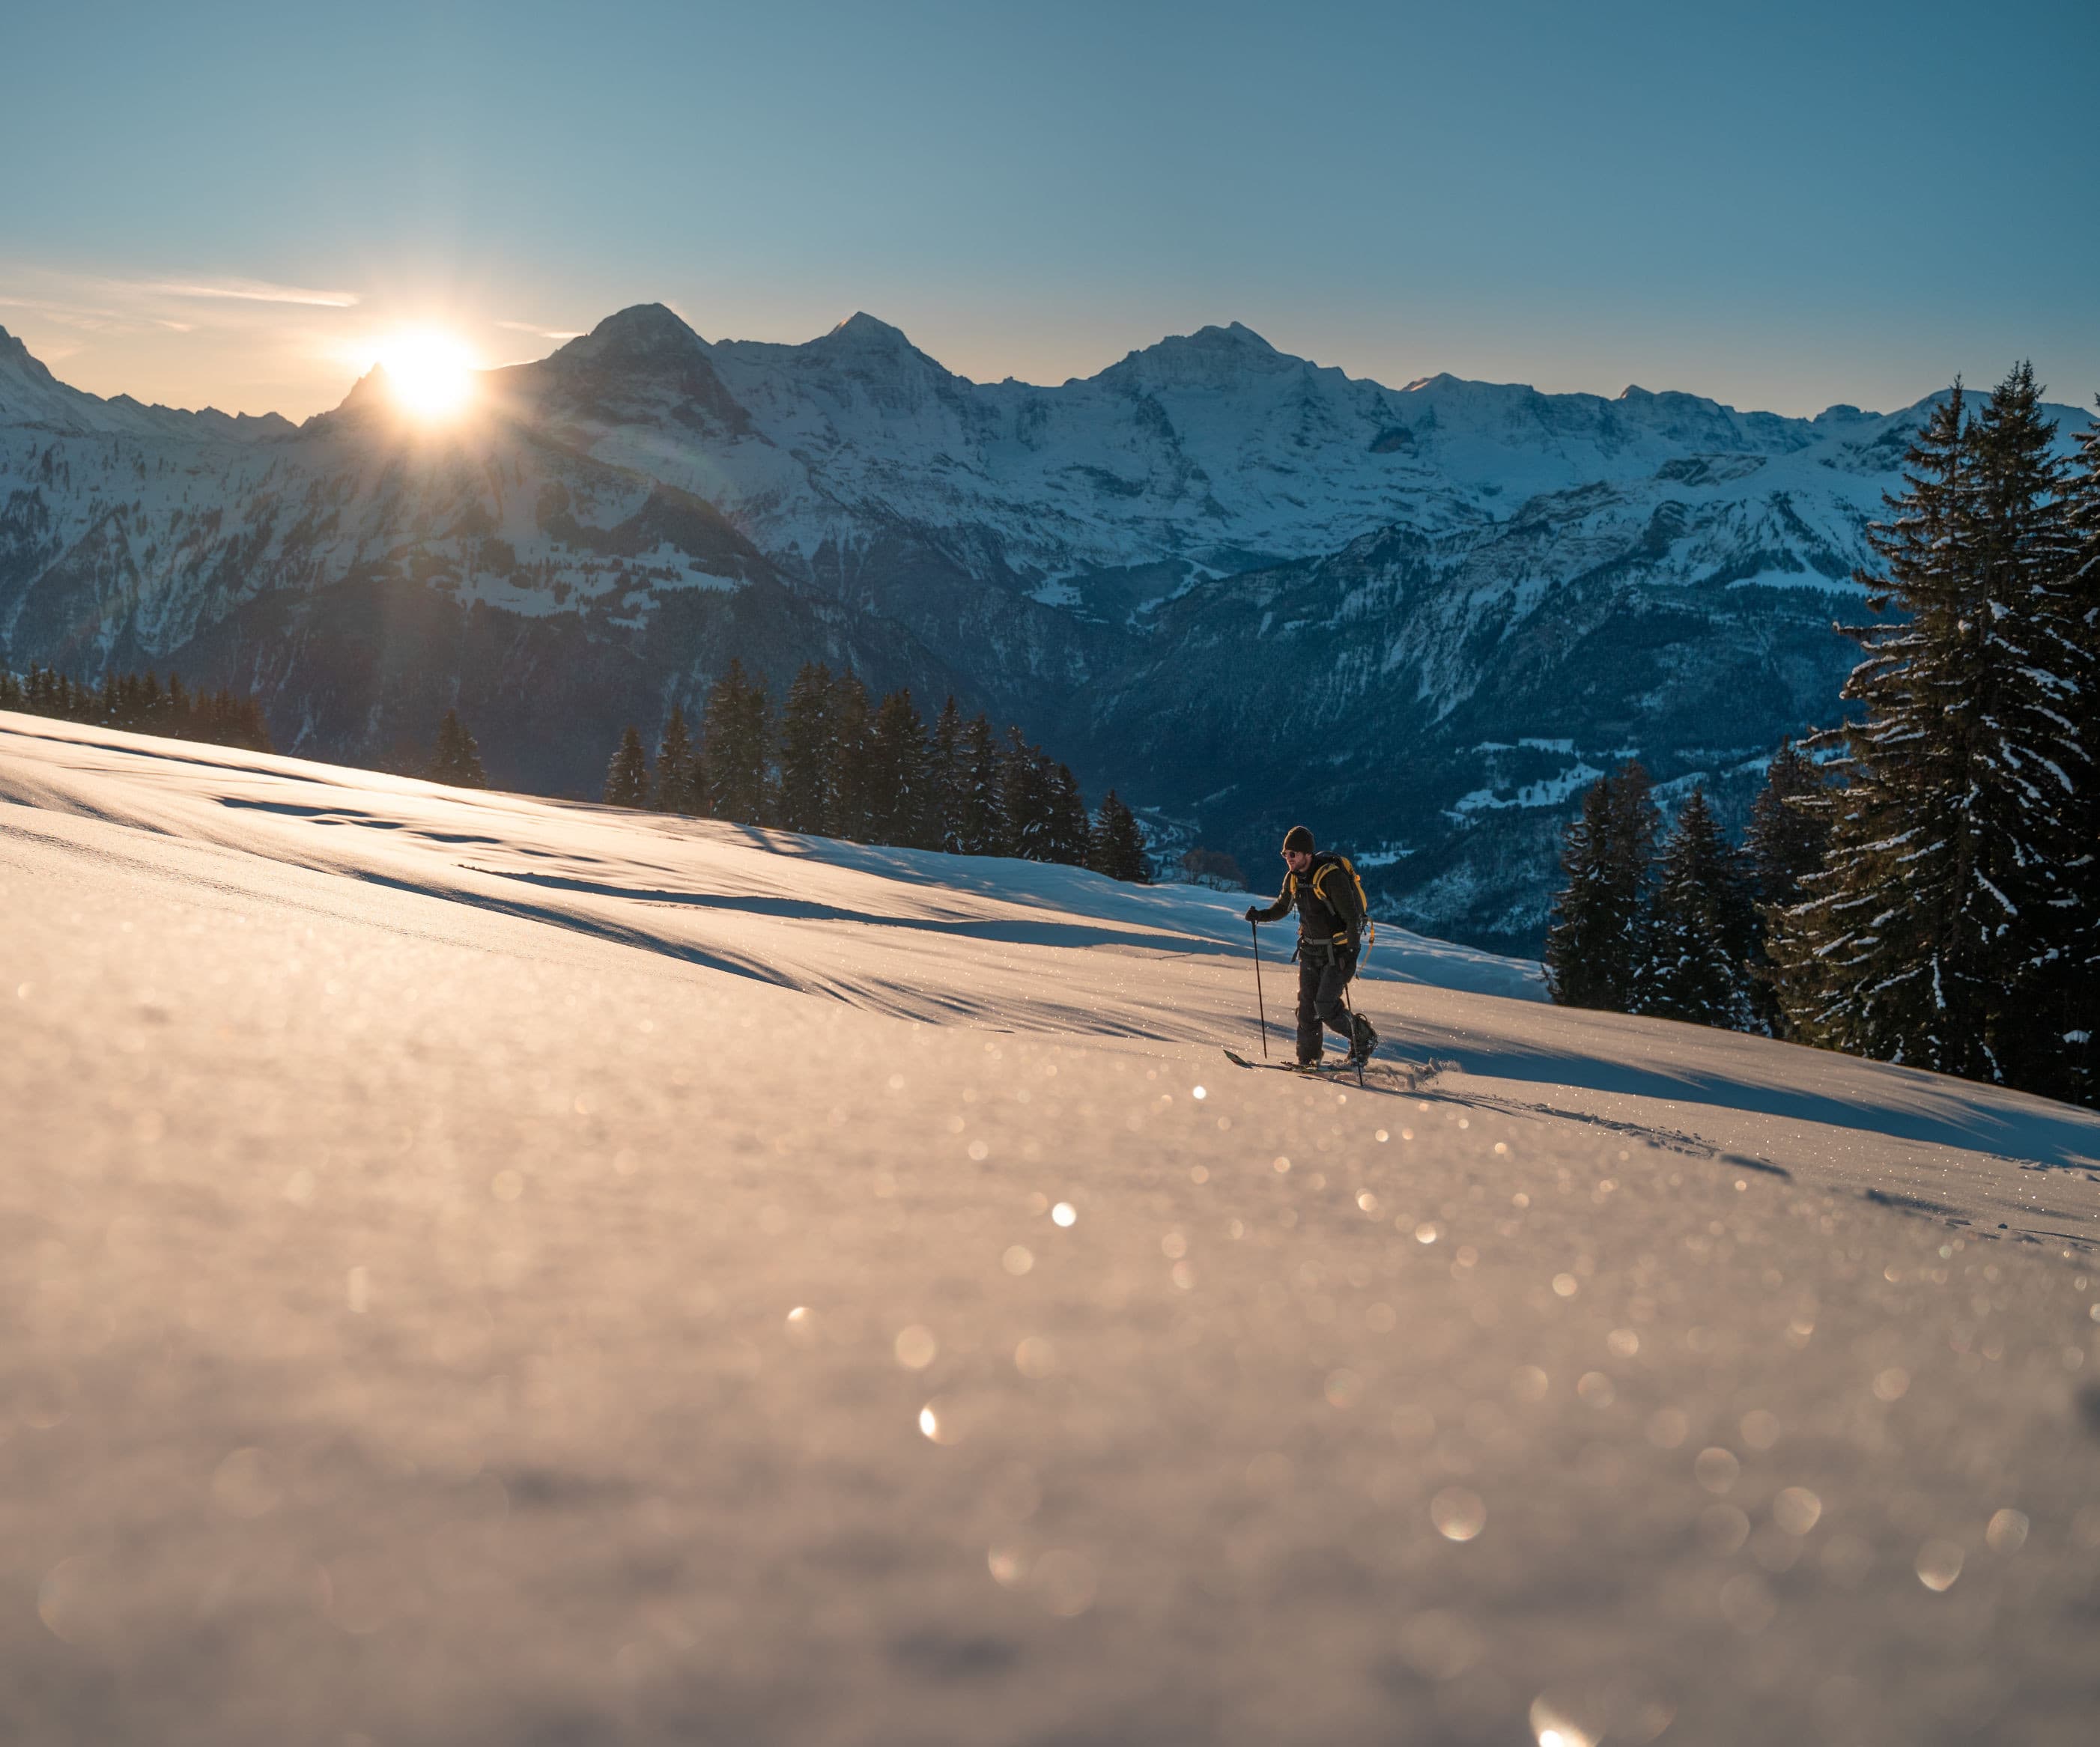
5;657;1150;884
1;664;274;753
596;659;1152;884
1545;364;2099;1108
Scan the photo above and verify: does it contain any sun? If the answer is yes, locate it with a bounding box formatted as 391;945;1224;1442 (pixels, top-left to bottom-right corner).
376;329;477;420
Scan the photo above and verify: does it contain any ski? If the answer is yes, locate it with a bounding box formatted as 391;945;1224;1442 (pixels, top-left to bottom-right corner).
1223;1047;1338;1075
1220;1047;1427;1088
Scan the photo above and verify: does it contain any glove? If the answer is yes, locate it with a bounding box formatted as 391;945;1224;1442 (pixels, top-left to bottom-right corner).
1244;906;1263;923
1340;948;1359;983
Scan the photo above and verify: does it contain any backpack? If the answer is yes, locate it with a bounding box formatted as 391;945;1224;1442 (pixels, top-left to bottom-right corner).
1310;853;1377;954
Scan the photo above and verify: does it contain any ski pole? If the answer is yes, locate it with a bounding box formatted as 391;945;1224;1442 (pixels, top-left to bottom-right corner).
1340;977;1365;1089
1250;920;1269;1059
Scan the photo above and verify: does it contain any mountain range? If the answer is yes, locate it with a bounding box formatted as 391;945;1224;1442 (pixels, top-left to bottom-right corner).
2;306;2089;954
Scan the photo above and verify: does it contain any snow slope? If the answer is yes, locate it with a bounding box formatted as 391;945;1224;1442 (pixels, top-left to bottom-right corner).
5;713;2100;1746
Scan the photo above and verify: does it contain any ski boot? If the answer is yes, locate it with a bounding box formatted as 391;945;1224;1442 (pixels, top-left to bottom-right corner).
1348;1015;1379;1067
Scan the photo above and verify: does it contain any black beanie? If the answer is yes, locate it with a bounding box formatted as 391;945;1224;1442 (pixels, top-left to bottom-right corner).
1281;824;1315;854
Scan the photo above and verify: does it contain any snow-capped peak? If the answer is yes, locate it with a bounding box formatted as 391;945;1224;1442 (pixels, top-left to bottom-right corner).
297;360;413;428
0;325;56;382
0;323;108;433
553;303;709;367
1098;321;1295;392
822;312;913;348
495;303;750;437
0;322;294;440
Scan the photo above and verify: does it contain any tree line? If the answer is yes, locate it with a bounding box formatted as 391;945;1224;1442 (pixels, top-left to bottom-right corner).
2;650;1154;884
1545;364;2099;1108
0;663;275;753
592;659;1152;881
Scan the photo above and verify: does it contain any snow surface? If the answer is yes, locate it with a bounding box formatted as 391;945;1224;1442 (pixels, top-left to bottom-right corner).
1724;569;1869;596
1448;766;1608;817
4;712;2100;1746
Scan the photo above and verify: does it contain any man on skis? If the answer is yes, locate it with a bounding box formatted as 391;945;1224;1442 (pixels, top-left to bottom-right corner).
1245;825;1377;1069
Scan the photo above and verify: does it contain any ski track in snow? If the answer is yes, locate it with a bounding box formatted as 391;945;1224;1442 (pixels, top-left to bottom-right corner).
4;710;2100;1746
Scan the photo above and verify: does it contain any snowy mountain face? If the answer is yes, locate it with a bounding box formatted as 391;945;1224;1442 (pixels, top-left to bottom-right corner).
1;306;2088;952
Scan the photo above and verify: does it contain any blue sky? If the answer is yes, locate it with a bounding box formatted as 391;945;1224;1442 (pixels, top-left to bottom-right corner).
4;0;2093;419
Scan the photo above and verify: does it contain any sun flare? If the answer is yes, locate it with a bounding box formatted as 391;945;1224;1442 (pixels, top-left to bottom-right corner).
376;329;477;420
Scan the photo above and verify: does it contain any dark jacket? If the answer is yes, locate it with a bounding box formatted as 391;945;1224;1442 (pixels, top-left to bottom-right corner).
1250;852;1366;953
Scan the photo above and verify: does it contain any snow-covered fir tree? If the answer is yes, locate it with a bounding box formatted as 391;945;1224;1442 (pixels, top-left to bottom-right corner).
1741;741;1831;1036
1771;368;2087;1098
2044;397;2100;1100
603;726;649;809
1001;728;1055;860
867;689;934;849
828;672;874;842
702;658;771;825
1088;790;1150;883
1973;365;2090;1094
428;708;488;788
652;704;702;815
778;662;835;835
958;714;1004;855
1046;763;1091;866
1744;742;1832;911
1544;762;1660;1012
1636;787;1755;1027
1770;389;1980;1067
929;696;965;854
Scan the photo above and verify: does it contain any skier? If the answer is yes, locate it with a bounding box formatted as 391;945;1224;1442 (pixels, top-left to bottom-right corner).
1245;825;1377;1069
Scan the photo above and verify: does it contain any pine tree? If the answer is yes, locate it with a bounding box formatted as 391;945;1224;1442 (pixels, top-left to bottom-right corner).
1744;742;1833;912
1543;762;1660;1011
1770;389;1976;1066
429;708;488;788
1740;741;1830;1036
702;657;771;824
958;712;1005;854
929;695;965;853
2060;400;2100;1099
653;704;702;815
828;671;874;841
214;687;273;753
777;662;836;834
1636;788;1755;1027
866;688;935;848
604;726;650;808
1089;789;1150;882
1001;728;1055;860
1970;364;2089;1092
1771;370;2085;1095
1046;762;1091;865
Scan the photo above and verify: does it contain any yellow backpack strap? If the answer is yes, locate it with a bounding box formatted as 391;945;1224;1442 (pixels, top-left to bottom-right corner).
1338;854;1375;950
1308;863;1347;944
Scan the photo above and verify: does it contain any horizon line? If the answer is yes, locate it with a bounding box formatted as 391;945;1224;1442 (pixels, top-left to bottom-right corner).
6;304;2075;431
